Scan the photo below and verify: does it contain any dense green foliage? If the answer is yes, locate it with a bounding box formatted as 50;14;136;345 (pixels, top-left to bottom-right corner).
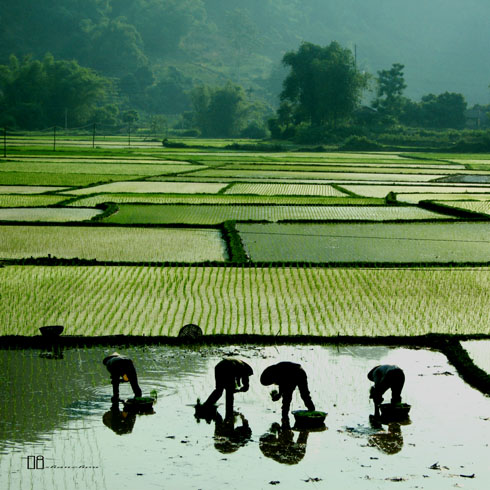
0;54;111;129
279;42;367;127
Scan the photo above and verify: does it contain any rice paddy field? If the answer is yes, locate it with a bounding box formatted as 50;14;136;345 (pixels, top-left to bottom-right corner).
0;138;488;339
1;137;489;490
0;226;227;262
0;265;488;336
237;222;490;263
102;204;448;225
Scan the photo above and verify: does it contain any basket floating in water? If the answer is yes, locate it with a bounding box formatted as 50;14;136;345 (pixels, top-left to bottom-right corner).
292;410;327;429
123;397;155;412
379;403;411;421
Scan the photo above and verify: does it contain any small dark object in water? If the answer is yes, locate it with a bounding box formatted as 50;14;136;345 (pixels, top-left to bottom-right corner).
123;396;155;413
380;403;411;421
39;325;64;338
292;410;327;429
178;324;203;339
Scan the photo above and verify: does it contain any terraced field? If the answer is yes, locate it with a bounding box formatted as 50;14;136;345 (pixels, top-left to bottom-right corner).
0;195;69;207
0;207;102;222
64;181;227;195
0;226;227;262
237;222;490;263
103;204;448;225
67;193;383;207
224;183;346;196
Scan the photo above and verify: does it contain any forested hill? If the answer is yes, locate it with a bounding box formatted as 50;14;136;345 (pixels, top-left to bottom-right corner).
1;0;489;104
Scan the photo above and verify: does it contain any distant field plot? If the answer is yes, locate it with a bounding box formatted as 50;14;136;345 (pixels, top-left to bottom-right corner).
189;168;444;182
8;156;185;164
0;185;69;194
237;222;490;263
226;163;466;175
397;193;490;204
0;226;227;262
65;181;227;196
103;204;446;225
433;200;490;216
0;161;200;176
0;265;488;336
0;208;102;222
225;183;346;196
0;195;69;207
67;193;383;207
343;184;490;198
256;161;464;170
0;172;142;186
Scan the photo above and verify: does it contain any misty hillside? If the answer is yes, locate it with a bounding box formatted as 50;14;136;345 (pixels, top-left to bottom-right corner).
1;0;489;105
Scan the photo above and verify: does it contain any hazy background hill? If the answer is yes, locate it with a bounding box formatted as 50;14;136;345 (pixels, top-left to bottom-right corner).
1;0;489;109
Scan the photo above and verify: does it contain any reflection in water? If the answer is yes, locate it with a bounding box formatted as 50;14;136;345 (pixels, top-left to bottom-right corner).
103;407;137;435
368;422;404;455
213;411;252;454
259;422;309;465
39;341;64;360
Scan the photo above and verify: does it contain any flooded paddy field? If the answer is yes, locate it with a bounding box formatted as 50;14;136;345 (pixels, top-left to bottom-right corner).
1;344;489;490
462;340;490;375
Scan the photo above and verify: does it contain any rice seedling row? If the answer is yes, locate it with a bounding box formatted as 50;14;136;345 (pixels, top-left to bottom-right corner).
0;195;69;207
0;172;143;186
0;185;70;194
64;181;227;196
103;204;446;225
343;184;490;198
1;265;488;337
222;163;470;175
236;222;490;263
0;161;201;176
186;168;445;182
66;193;384;207
224;183;346;196
0;225;227;262
0;208;103;222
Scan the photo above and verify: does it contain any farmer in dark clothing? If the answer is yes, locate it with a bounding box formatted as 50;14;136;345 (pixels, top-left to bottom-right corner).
103;352;142;405
368;365;405;411
200;358;254;415
260;362;315;422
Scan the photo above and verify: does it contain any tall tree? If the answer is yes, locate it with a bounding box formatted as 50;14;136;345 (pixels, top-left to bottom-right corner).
373;63;407;122
190;83;250;137
280;41;367;127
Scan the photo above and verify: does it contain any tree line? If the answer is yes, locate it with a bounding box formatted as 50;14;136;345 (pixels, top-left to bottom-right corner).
1;41;489;143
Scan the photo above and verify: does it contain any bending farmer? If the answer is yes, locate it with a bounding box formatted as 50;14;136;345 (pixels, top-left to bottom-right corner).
260;362;315;422
103;352;142;405
368;365;405;412
200;358;254;415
